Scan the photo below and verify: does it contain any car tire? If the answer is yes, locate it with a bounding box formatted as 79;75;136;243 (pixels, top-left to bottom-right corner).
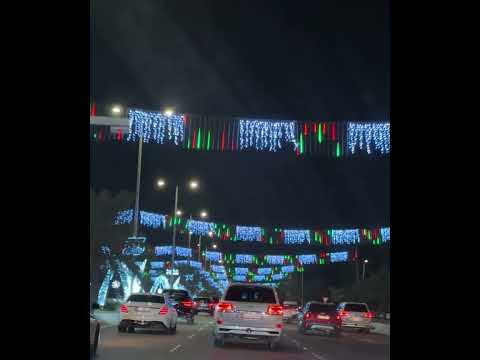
118;325;126;333
91;324;99;357
128;326;135;333
269;340;280;351
213;334;224;347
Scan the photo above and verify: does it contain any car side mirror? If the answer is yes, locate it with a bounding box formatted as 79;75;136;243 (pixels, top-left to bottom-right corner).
92;303;100;310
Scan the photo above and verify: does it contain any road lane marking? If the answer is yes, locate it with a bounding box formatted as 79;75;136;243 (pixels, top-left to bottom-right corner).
197;327;204;332
101;325;115;329
187;334;196;339
169;344;182;353
311;352;327;360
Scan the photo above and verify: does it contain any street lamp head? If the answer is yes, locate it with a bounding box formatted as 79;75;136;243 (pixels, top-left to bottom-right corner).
176;210;183;216
156;178;166;188
364;259;369;263
189;180;199;190
212;244;217;249
164;108;174;117
111;105;123;115
219;259;223;264
200;211;208;218
208;231;213;237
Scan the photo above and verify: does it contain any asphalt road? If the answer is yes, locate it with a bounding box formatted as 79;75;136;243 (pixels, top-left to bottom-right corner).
95;314;389;360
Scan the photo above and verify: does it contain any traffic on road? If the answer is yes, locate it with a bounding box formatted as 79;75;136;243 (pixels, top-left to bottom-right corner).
91;285;389;360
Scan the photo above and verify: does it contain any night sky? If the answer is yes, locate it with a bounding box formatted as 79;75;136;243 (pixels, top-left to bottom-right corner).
90;0;390;230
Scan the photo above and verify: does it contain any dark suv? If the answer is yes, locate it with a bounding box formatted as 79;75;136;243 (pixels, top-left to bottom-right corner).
163;289;196;324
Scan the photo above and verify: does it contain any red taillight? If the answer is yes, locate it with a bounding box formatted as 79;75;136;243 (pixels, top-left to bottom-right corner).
120;304;129;313
267;304;283;316
339;310;349;318
304;312;312;319
181;300;193;308
216;319;224;325
217;302;234;312
276;323;283;329
363;312;373;319
159;305;169;315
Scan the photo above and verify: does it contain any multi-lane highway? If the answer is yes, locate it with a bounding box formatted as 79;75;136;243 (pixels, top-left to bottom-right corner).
95;312;389;360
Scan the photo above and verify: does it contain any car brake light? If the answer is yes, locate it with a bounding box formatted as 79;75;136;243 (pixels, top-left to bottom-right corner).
217;302;234;312
181;300;193;308
216;319;224;325
120;304;129;313
159;305;169;315
267;304;283;316
363;312;373;318
304;312;312;319
339;310;349;317
276;323;283;329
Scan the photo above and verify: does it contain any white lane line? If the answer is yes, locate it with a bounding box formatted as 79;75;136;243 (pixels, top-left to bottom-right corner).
101;325;115;329
311;352;327;360
169;344;182;353
197;327;204;332
187;334;196;339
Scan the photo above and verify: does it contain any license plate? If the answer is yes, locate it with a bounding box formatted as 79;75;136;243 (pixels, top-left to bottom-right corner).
317;315;330;320
243;312;261;320
352;317;360;321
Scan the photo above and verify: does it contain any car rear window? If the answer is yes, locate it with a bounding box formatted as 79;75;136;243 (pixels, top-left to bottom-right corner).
308;303;337;313
225;286;276;303
344;304;368;312
163;290;190;300
283;303;298;309
195;297;210;302
127;295;165;303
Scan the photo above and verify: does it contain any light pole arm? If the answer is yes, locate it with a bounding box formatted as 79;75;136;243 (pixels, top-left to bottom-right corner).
170;185;179;286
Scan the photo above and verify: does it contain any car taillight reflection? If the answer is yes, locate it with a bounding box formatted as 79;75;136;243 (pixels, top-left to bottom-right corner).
266;304;283;316
120;304;129;313
181;300;194;308
363;312;373;319
217;302;234;312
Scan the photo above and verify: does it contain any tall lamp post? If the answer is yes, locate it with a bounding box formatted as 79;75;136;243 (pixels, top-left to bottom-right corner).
363;259;369;280
157;178;199;287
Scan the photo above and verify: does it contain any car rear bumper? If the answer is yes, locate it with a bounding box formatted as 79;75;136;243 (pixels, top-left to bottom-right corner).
119;319;169;330
307;323;338;332
341;322;373;329
215;325;282;338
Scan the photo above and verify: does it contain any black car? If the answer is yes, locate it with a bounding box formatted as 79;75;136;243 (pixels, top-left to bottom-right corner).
193;297;213;315
163;289;196;324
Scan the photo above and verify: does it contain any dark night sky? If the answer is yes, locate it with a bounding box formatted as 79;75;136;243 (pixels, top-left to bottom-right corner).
90;0;390;229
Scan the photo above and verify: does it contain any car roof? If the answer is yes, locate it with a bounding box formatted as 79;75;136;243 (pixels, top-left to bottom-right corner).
129;293;164;297
228;282;276;289
308;301;336;305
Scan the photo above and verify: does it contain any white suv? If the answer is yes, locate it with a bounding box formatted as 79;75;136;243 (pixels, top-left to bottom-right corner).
213;283;283;351
118;293;177;334
337;302;374;332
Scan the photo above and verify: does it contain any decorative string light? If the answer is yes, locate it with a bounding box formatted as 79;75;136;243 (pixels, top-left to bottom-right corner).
331;229;360;245
150;261;165;269
347;123;390;155
127;109;185;145
216;273;228;280
257;267;272;275
205;251;223;262
176;246;192;258
284;229;311;244
186;220;215;236
114;209;166;229
297;254;317;265
239;119;298;152
264;255;285;265
253;275;266;282
211;265;226;273
281;265;295;273
97;268;113;307
272;273;284;281
381;227;390;242
329;251;349;263
155;246;172;256
122;246;144;256
189;261;202;269
234;267;249;275
236;226;262;241
235;254;255;264
233;275;247;282
175;260;189;266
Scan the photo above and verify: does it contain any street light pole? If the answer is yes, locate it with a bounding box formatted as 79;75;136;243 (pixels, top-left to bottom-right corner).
363;260;368;280
170;185;179;287
301;270;304;306
188;215;192;250
198;235;202;262
133;126;143;238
